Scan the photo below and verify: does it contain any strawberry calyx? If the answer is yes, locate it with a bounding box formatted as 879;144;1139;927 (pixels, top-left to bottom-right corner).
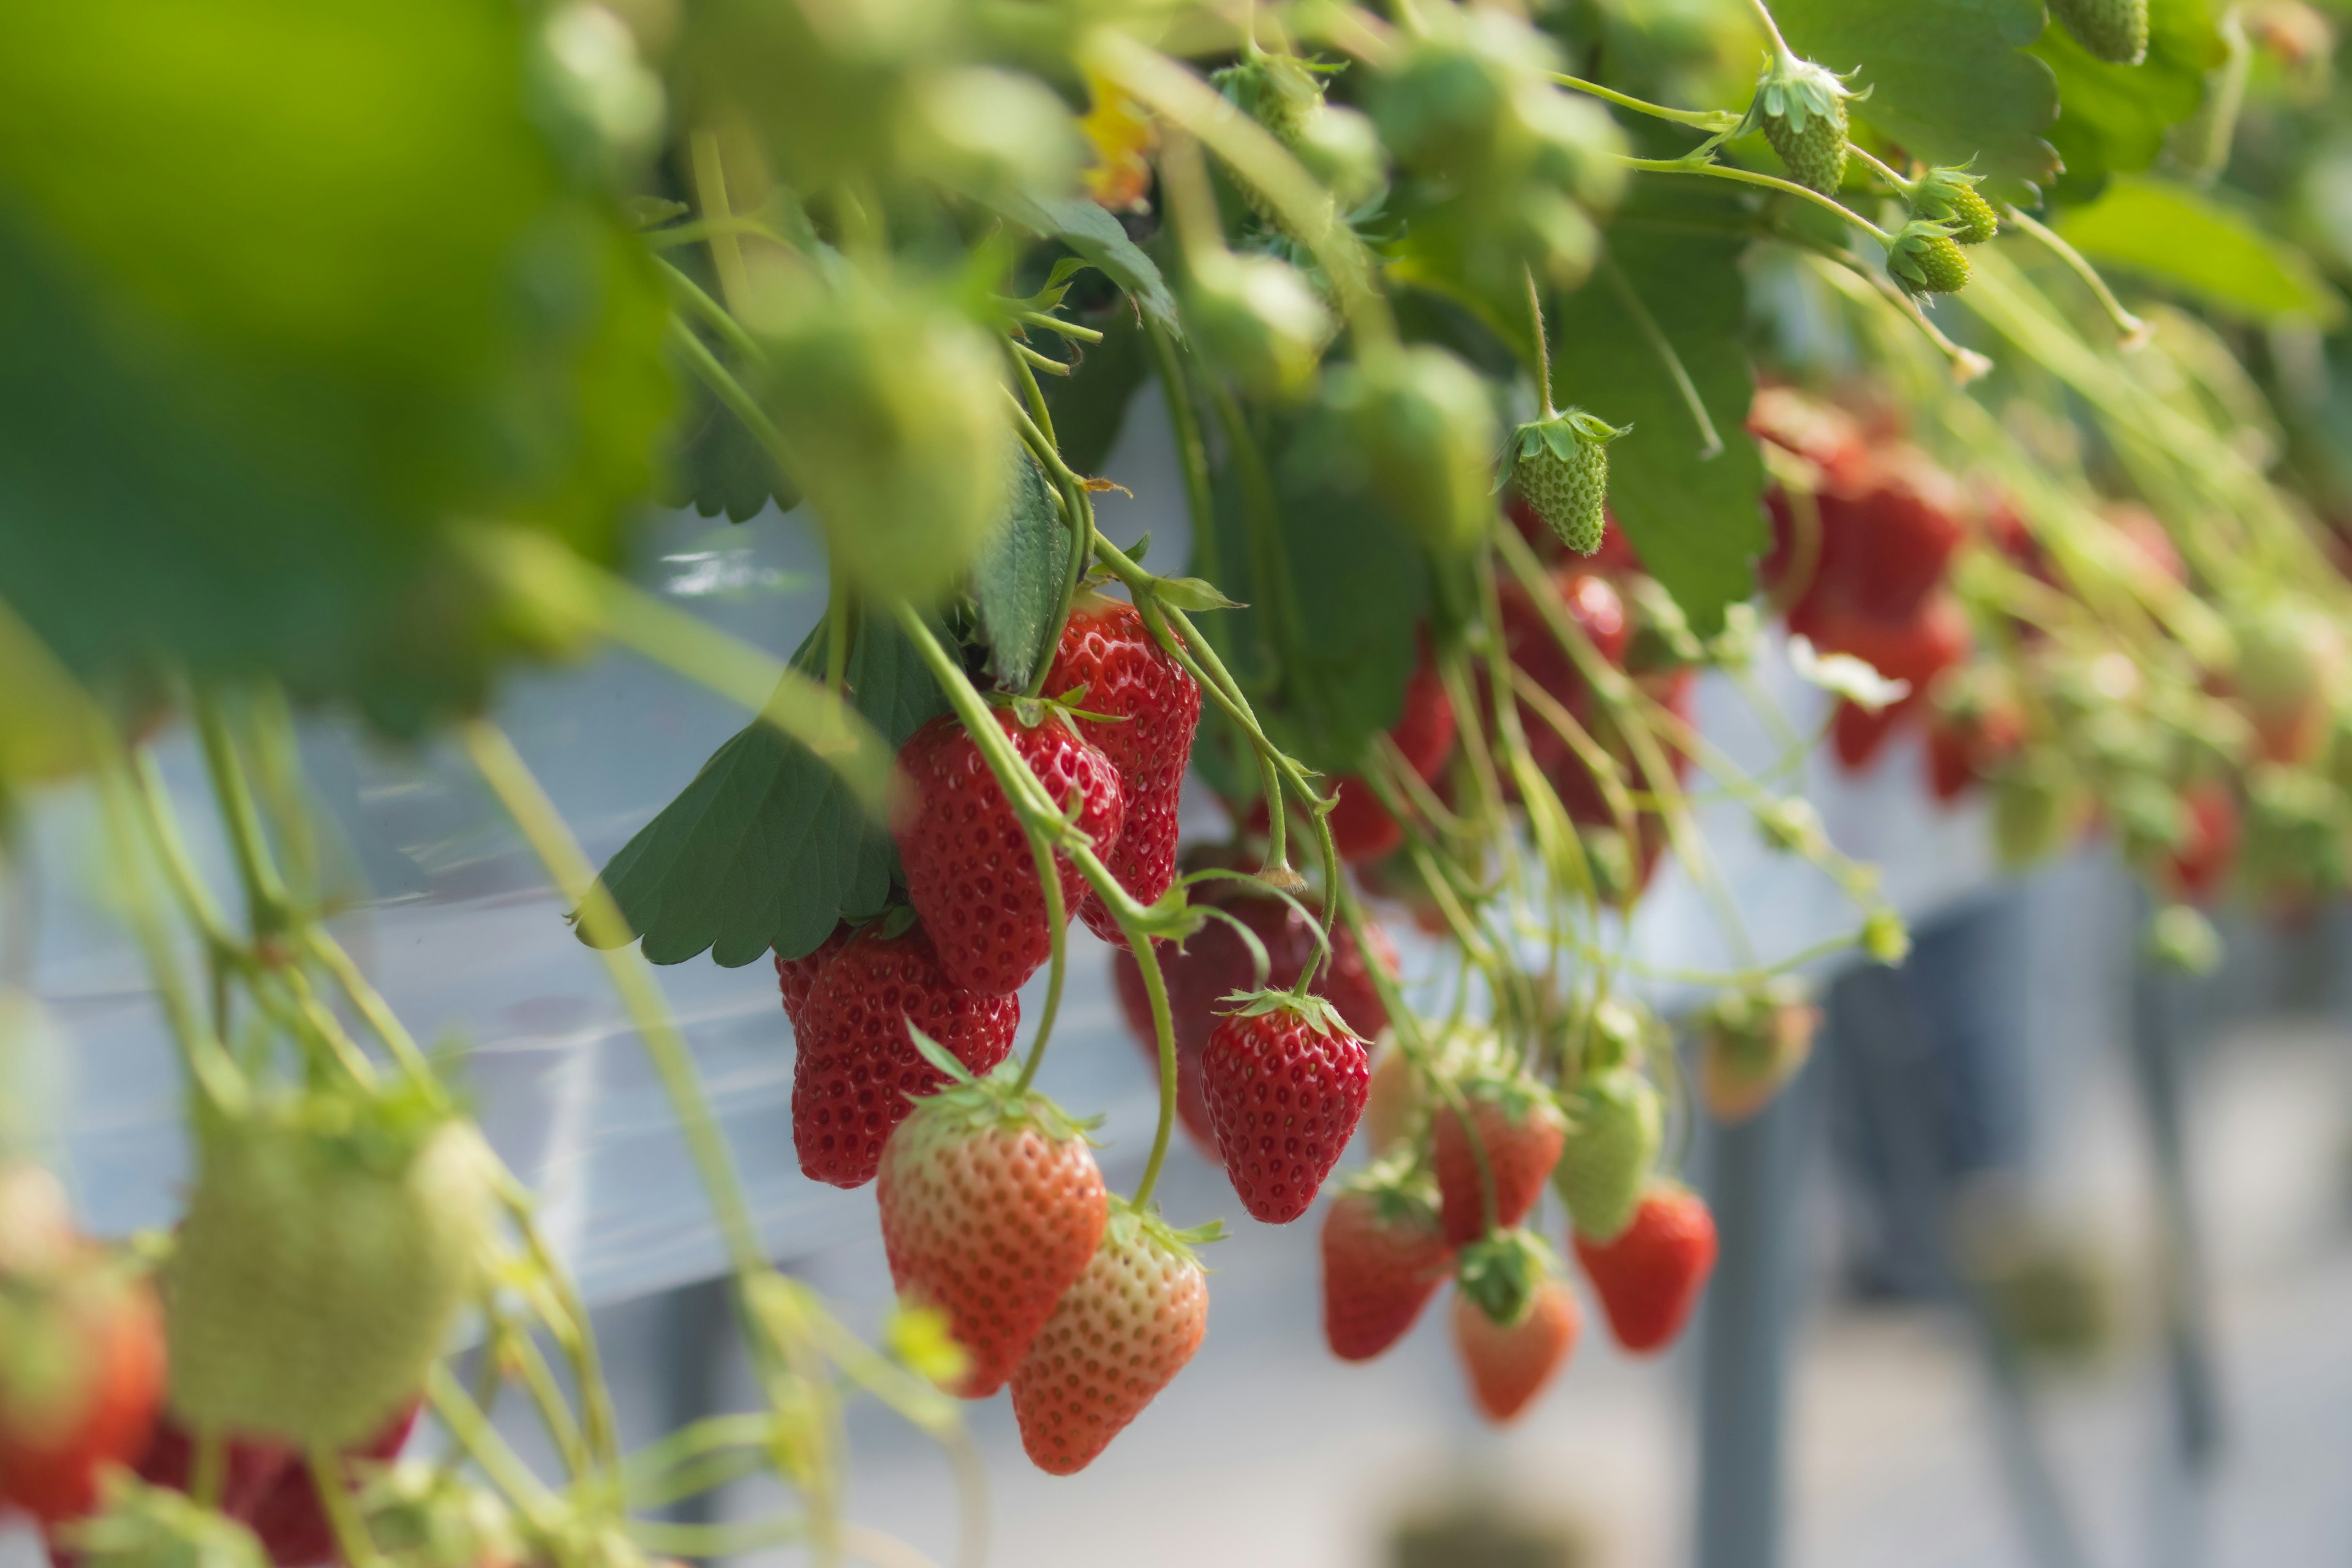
1335;1156;1442;1229
59;1472;270;1568
1454;1227;1558;1327
1106;1196;1226;1270
1742;53;1867;136
904;1030;1100;1145
1506;409;1627;475
1213;986;1351;1037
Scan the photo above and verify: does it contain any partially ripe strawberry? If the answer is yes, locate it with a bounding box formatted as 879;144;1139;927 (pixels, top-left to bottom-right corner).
894;708;1126;996
2157;780;2242;907
2230;601;2346;767
876;1068;1107;1399
1201;992;1371;1224
1552;1066;1662;1243
791;919;1020;1188
1574;1183;1719;1354
1110;873;1393;1153
1041;598;1202;944
1011;1202;1209;1474
0;1252;164;1524
1695;979;1819;1125
1321;1168;1453;1362
1450;1232;1578;1425
1926;679;2027;805
1431;1049;1567;1246
168;1080;489;1449
1362;1038;1418;1153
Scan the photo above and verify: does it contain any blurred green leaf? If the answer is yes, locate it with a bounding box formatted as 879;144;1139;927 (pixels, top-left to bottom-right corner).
2032;0;2223;206
971;448;1072;692
658;370;795;522
1551;187;1766;637
0;0;672;733
1773;0;2060;198
1039;304;1152;476
980;189;1181;328
2056;175;2343;324
593;613;948;967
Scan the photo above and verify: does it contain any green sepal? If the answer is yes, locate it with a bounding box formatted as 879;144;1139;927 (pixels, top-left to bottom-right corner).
1454;1227;1560;1327
902;1036;1101;1144
1215;986;1352;1037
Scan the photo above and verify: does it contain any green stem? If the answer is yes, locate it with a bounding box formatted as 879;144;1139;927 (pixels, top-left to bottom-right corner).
1551;75;1743;132
2000;204;2150;347
1847;144;1917;197
425;1365;565;1535
1622;156;1893;241
657;258;766;366
689;129;752;313
1525;265;1555;418
1743;0;1796;63
193;692;290;938
190;1433;224;1509
305;1447;387;1568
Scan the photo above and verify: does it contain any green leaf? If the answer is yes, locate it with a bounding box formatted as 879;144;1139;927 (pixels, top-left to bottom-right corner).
979;188;1181;329
591;614;949;967
658;368;796;522
2055;176;2343;325
0;0;673;734
1549;186;1765;636
1038;303;1153;477
1773;0;2060;198
971;447;1073;692
2032;0;2223;206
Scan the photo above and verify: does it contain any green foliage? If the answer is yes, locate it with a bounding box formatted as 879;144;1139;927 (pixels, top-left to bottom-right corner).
1550;189;1764;636
981;189;1181;330
2032;0;2225;205
971;449;1075;693
2056;176;2343;324
660;369;796;522
0;0;673;734
591;614;949;966
1773;0;2060;199
1038;307;1152;477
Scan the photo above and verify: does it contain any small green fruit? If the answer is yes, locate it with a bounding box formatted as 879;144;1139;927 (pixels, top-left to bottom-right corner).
1553;1067;1662;1243
1888;221;1972;295
2051;0;2150;65
1313;347;1499;554
1510;410;1626;555
1912;168;1999;245
168;1081;490;1448
1752;58;1859;197
1186;251;1332;402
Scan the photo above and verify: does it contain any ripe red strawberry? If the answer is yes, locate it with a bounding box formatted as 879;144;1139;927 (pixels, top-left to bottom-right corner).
1749;386;1872;493
791;919;1020;1188
1813;596;1972;773
1200;992;1371;1224
1111;873;1393;1153
1450;1234;1579;1425
1010;1202;1208;1474
1042;597;1202;943
876;1069;1107;1398
1267;655;1456;862
1321;1169;1452;1362
1431;1052;1567;1246
2159;780;2242;906
1574;1183;1719;1354
775;924;851;1029
0;1252;164;1524
1774;444;1965;627
894;707;1126;997
1926;684;2027;804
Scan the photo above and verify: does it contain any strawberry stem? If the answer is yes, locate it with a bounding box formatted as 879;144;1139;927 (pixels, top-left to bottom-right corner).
1524;265;1555;420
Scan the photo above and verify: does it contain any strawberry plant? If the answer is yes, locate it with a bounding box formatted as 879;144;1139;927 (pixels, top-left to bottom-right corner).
2;0;2350;1548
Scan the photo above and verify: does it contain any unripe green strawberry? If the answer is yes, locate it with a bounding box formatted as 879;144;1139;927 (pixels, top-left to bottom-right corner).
167;1080;490;1449
1551;1066;1660;1243
1510;410;1626;556
1912;168;1999;245
1752;58;1859;197
2051;0;2150;64
60;1474;270;1568
1314;347;1498;554
1888;221;1972;295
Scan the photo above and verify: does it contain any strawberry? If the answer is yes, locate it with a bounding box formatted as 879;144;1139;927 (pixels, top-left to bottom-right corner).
1431;1047;1567;1246
1362;1039;1418;1153
1496;567;1630;793
1200;992;1371;1224
1450;1232;1578;1425
894;707;1126;997
2051;0;2150;63
1888;222;1971;296
1992;756;2089;869
1926;677;2027;804
1814;597;1972;773
791;918;1021;1188
1778;448;1967;630
1041;597;1202;944
1575;1183;1719;1354
774;924;850;1030
0;1250;164;1525
1321;1166;1453;1362
1009;1202;1209;1474
1110;870;1393;1153
1510;412;1626;556
1552;1066;1662;1243
1749;387;1872;492
1276;655;1457;863
2230;601;2345;767
1754;58;1856;196
875;1065;1107;1398
2157;780;2242;907
1696;979;1819;1124
50;1479;268;1568
167;1079;489;1449
1910;167;1999;246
